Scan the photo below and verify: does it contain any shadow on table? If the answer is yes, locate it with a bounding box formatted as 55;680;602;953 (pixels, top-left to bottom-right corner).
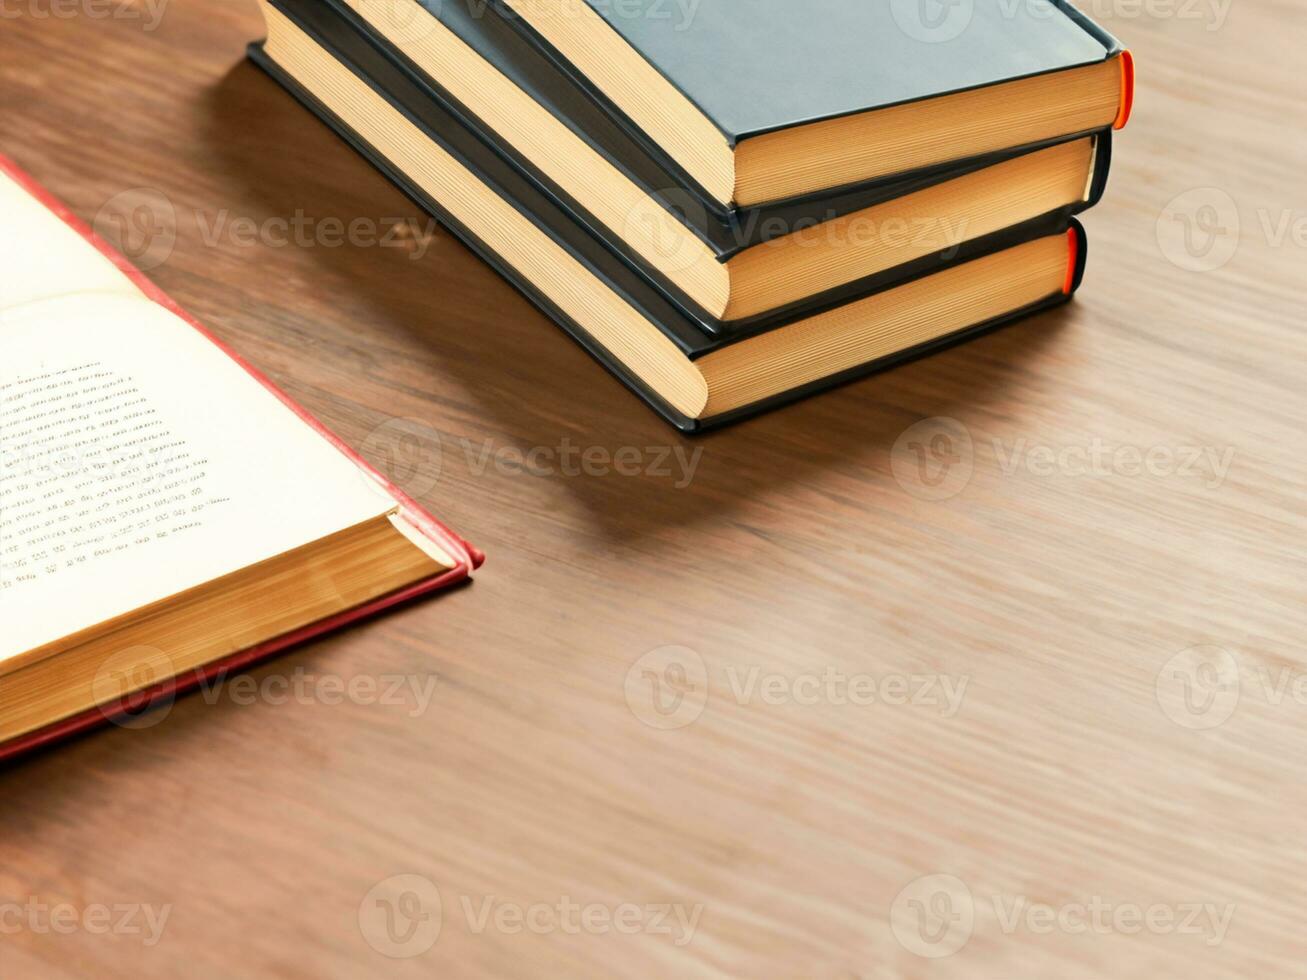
193;61;1075;545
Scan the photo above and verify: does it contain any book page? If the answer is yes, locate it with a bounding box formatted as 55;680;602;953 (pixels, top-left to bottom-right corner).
0;292;400;666
0;170;142;312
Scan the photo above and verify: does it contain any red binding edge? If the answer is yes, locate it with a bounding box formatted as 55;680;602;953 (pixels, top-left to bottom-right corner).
1114;50;1135;130
1062;227;1080;296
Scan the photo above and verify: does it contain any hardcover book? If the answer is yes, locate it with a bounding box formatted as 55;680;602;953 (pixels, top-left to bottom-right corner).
250;2;1088;432
309;0;1112;330
0;157;482;761
486;0;1134;208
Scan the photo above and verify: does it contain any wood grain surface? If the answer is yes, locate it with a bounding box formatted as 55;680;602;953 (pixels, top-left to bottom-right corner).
2;1;1305;976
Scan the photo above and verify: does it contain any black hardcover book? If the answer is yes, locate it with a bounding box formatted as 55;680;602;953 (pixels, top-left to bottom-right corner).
486;0;1132;208
286;0;1111;334
249;2;1087;432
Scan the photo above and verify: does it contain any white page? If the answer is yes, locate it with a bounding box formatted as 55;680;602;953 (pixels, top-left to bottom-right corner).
0;171;142;312
0;291;398;666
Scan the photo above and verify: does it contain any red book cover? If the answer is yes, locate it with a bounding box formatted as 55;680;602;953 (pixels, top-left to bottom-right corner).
0;154;483;763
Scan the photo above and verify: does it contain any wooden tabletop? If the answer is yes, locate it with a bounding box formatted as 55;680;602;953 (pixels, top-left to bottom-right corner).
3;1;1304;976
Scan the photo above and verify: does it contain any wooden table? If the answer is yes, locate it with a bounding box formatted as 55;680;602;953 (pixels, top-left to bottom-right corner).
2;1;1304;976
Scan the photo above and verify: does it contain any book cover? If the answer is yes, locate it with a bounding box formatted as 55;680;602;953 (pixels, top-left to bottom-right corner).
500;0;1124;144
487;0;1132;206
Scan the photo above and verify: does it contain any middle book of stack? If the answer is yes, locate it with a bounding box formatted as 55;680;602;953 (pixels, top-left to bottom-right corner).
249;0;1133;430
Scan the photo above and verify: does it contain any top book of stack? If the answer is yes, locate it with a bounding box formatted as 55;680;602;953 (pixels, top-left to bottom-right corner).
489;0;1134;209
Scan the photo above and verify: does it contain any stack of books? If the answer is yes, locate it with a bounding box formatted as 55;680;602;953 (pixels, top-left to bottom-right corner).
249;0;1133;430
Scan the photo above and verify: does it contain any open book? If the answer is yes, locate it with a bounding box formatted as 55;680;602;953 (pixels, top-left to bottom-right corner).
0;157;481;759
